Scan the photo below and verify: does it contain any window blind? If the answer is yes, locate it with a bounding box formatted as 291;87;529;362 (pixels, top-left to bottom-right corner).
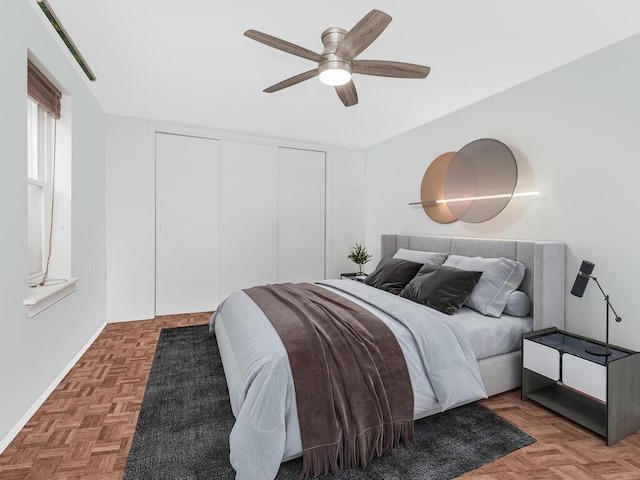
27;60;61;119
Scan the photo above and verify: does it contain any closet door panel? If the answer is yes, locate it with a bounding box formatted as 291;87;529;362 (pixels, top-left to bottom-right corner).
219;141;278;301
155;133;220;315
278;148;326;282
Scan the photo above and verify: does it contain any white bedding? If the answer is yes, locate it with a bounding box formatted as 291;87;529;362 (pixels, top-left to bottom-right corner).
442;307;532;359
321;284;532;361
211;279;492;480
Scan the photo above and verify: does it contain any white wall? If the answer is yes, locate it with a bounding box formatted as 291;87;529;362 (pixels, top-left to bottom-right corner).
0;1;106;449
326;146;367;279
366;33;640;350
106;116;154;321
106;116;365;322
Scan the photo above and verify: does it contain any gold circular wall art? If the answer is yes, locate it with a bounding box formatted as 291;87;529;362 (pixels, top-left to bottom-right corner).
420;152;458;224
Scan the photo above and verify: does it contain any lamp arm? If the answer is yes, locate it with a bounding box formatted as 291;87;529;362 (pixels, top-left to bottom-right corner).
590;275;622;322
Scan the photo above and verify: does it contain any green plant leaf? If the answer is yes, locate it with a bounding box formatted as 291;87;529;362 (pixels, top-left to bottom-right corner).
348;243;372;265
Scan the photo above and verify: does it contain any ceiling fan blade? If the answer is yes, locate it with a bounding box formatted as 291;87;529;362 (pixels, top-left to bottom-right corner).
244;30;324;63
263;69;319;93
334;9;392;61
335;81;358;107
352;60;431;79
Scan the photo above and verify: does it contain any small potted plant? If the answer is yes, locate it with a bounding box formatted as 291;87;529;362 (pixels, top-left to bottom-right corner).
348;243;373;274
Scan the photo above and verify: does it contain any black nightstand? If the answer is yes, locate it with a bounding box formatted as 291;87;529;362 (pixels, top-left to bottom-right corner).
522;327;640;446
341;273;368;282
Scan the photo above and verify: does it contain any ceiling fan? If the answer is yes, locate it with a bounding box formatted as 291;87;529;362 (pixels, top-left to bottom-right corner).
244;9;430;107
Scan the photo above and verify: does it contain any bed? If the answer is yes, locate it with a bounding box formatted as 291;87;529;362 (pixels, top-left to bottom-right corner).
210;234;565;480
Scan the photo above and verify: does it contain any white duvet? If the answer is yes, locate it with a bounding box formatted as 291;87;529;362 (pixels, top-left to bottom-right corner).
210;279;487;480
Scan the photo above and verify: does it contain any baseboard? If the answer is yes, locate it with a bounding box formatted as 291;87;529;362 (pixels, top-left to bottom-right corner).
0;321;107;454
107;314;154;323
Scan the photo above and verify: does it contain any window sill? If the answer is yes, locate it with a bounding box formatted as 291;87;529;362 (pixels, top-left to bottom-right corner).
24;276;81;318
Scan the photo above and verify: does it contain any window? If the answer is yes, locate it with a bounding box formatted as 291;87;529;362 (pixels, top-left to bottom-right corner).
27;60;60;283
24;59;78;318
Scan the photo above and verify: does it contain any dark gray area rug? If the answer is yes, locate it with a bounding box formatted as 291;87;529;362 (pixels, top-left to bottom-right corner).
124;324;535;479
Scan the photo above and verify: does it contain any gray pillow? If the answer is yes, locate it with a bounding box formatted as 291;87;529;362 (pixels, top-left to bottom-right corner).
400;264;482;315
503;290;531;317
364;257;424;295
443;254;526;317
392;248;448;266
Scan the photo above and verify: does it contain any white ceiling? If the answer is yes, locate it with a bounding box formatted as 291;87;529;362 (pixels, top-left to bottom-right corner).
41;1;640;148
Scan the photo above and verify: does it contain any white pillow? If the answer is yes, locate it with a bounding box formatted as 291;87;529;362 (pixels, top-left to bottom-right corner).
393;248;447;266
504;290;531;317
443;254;526;317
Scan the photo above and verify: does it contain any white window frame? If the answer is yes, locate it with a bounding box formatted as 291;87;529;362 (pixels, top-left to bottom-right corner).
24;63;78;318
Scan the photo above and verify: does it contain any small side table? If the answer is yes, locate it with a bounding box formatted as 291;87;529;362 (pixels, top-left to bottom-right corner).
341;273;368;282
522;327;640;446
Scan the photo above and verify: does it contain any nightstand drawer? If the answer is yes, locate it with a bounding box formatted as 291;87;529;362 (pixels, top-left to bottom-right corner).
562;353;606;402
523;339;560;380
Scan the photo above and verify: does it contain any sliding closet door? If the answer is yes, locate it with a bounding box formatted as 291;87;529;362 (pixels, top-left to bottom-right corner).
219;140;278;301
277;148;326;282
155;133;220;315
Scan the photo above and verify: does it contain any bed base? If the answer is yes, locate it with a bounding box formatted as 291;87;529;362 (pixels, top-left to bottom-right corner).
478;350;521;396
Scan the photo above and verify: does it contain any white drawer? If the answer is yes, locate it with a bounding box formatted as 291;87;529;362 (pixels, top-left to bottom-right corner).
523;339;560;380
562;353;607;402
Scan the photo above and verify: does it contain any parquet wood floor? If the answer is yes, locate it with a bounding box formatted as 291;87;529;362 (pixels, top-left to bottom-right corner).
1;313;640;479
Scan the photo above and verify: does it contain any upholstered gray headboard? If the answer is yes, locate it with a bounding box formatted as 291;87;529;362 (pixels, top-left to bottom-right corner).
381;234;565;331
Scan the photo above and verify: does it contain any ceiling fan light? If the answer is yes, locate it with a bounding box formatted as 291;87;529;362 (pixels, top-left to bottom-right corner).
319;67;352;86
319;58;352;86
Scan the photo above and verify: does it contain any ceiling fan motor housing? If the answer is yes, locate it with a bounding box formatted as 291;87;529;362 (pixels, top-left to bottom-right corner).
319;27;352;75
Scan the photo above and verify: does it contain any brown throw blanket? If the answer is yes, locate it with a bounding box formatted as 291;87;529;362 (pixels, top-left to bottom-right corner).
244;283;414;479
